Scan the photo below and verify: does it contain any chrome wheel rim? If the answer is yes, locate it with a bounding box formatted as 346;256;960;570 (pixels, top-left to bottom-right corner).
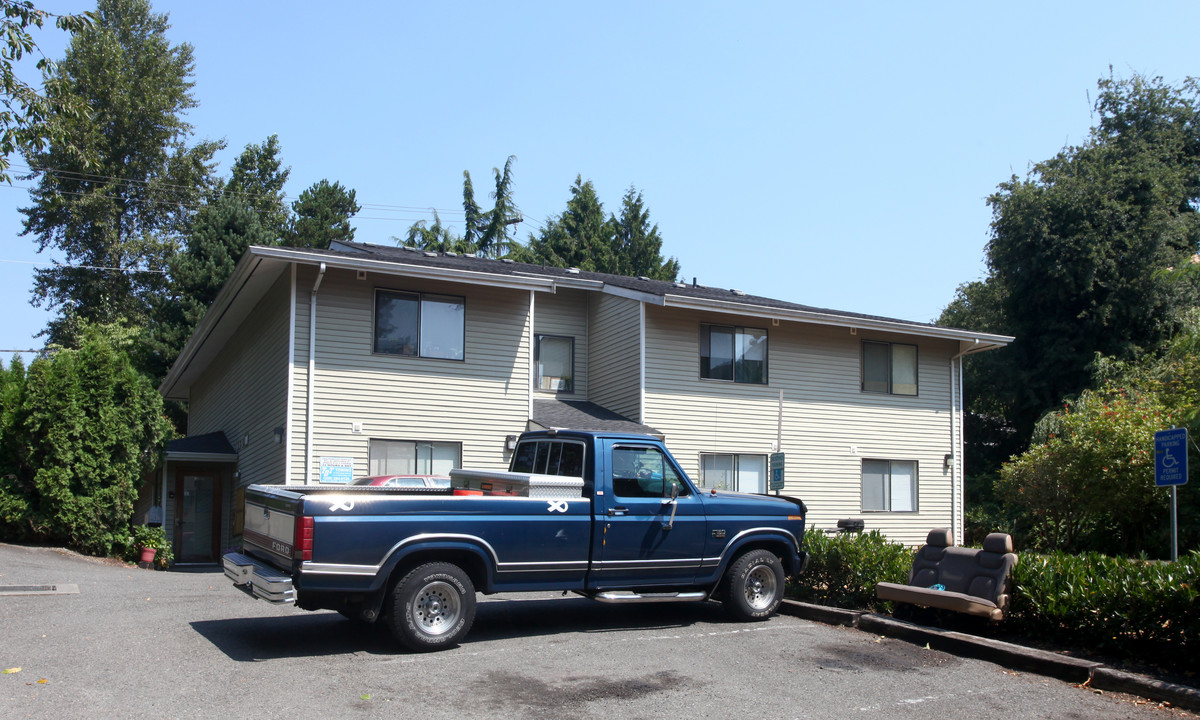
413;581;461;635
743;564;777;611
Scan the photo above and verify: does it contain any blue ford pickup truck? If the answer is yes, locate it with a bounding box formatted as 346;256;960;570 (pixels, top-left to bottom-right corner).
223;430;808;651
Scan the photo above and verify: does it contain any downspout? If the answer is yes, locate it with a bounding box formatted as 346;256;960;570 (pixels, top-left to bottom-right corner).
638;301;646;423
304;263;326;485
949;339;981;542
528;290;535;421
284;264;296;483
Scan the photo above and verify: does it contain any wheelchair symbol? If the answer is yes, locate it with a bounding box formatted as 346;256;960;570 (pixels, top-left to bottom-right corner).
1162;449;1179;469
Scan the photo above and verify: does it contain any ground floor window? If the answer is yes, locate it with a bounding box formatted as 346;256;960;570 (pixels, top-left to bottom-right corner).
698;453;767;493
862;459;917;512
368;439;461;476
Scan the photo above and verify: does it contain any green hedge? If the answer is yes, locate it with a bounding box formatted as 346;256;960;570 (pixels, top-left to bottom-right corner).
787;529;914;611
1007;550;1198;666
788;530;1198;666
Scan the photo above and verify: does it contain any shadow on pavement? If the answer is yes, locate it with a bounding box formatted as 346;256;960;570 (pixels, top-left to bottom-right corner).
192;595;730;661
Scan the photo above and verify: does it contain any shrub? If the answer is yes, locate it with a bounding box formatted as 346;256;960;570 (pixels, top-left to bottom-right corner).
0;325;173;557
1008;550;1199;667
788;529;914;611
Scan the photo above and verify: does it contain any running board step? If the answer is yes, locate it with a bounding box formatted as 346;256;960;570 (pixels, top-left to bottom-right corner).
593;591;709;604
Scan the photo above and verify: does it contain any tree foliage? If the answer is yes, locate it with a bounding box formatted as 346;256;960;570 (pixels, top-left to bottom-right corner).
0;0;95;182
609;186;680;281
19;0;221;346
997;309;1200;556
286;178;360;249
404;156;521;258
0;324;173;556
941;73;1200;466
223;133;290;242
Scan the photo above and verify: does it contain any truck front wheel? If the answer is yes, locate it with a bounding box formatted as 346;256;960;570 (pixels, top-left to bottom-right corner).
721;549;785;621
387;562;476;651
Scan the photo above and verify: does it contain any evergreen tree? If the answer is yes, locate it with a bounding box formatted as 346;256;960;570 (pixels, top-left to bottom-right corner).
19;0;221;346
0;324;173;555
405;156;521;258
224;134;290;242
286;179;360;249
610;186;680;280
527;176;613;271
145;195;271;380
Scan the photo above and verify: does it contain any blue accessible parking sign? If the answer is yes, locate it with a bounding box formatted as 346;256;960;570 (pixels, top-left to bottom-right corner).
1154;428;1189;487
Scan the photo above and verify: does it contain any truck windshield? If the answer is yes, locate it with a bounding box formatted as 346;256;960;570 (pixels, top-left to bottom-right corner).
511;440;585;477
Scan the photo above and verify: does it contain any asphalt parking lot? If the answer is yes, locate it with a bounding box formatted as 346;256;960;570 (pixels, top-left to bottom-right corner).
0;543;1182;719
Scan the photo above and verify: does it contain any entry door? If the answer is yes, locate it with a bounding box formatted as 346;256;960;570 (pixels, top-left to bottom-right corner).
175;471;220;563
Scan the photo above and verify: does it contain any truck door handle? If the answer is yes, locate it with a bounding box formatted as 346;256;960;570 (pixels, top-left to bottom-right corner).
607;507;628;516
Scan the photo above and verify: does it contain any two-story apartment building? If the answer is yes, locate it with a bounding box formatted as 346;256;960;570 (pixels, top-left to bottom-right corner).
153;240;1011;563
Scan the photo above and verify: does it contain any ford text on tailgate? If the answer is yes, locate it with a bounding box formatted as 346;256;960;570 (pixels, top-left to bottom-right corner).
223;431;808;651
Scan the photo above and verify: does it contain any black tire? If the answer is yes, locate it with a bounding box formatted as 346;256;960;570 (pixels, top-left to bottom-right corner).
721;549;785;621
387;562;476;651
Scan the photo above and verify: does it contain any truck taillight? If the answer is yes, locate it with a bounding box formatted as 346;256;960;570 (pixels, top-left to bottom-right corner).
294;515;314;561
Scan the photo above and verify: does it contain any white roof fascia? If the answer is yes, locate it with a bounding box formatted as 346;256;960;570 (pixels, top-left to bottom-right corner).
252;246;557;293
662;294;1013;348
159;253;285;398
600;284;665;305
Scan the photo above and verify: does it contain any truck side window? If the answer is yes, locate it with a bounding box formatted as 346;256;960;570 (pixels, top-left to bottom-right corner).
612;447;689;499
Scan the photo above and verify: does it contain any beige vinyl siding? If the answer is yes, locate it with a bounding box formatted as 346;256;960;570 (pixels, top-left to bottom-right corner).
289;266;532;481
185;271;291;542
643;304;958;546
533;288;588;400
588;294;641;421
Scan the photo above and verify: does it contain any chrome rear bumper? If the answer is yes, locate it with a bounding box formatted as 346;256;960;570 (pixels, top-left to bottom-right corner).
223;552;295;604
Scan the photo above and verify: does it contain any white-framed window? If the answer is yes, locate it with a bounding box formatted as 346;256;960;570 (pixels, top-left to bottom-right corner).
373;289;465;360
699;453;768;493
536;335;574;393
368;439;461;476
862;459;917;512
862;341;917;395
700;324;767;384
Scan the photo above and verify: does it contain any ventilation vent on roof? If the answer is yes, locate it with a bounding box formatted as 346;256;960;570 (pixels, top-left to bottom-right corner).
731;289;746;296
566;267;580;274
674;282;687;288
402;245;419;252
423;251;438;257
637;276;650;281
464;252;477;258
501;258;514;264
443;251;458;257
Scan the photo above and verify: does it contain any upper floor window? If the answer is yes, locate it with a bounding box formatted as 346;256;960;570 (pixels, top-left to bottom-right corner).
700;324;767;384
374;289;465;360
536;335;574;393
862;341;917;395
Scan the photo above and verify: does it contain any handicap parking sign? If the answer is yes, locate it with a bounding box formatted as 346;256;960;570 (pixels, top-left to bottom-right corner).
1155;428;1188;487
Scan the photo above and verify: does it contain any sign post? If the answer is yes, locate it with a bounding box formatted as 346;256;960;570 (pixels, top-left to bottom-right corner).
1154;428;1189;562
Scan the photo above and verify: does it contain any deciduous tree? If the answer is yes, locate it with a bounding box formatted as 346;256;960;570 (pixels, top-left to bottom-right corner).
20;0;221;345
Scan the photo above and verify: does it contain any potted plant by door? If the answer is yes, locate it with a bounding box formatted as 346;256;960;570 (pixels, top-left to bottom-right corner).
129;525;173;569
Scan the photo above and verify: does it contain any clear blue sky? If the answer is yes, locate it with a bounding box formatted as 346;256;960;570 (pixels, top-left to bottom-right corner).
2;1;1198;354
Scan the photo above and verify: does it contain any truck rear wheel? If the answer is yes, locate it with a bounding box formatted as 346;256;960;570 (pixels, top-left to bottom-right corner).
721;549;785;621
387;562;476;651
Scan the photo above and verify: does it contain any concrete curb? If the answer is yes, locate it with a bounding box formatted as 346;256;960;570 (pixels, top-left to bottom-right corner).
778;600;1199;711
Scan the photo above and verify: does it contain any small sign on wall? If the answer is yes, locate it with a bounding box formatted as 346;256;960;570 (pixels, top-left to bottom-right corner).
319;456;354;484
